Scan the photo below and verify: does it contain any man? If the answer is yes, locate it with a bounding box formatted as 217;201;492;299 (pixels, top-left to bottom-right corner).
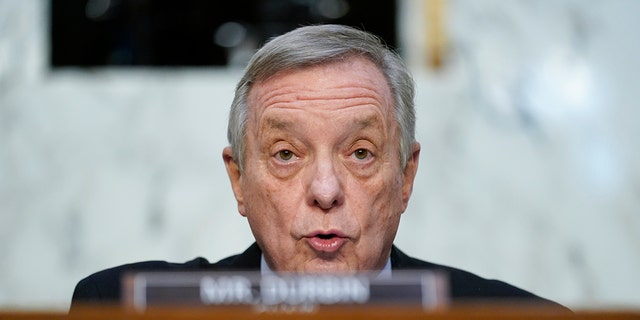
71;24;565;309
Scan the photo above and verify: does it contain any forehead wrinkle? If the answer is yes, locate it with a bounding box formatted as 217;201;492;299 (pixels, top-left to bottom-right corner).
260;111;387;141
247;58;396;139
257;87;386;112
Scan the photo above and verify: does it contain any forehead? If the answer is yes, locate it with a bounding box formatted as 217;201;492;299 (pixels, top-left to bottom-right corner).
246;57;394;121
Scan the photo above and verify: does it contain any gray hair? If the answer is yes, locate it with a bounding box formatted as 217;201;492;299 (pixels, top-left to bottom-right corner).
227;24;415;171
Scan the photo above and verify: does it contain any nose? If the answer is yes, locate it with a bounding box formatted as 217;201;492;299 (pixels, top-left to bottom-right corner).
307;157;344;210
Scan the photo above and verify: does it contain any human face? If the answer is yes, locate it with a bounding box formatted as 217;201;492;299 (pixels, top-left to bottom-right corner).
223;57;420;273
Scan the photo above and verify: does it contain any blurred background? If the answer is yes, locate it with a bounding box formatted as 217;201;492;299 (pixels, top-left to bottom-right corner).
1;0;639;311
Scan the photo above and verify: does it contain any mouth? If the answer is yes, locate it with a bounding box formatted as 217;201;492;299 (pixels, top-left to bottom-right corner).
305;231;347;253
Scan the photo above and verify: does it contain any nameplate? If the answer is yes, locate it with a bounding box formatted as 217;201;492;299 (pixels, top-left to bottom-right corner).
123;271;448;311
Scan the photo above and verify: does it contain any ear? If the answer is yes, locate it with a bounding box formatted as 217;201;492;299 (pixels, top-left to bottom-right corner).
223;147;247;217
401;142;421;212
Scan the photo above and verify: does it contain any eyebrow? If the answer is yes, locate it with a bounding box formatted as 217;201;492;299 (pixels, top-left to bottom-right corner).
354;116;379;130
265;118;294;130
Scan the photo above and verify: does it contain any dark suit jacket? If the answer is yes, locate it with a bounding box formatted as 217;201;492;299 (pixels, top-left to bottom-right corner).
71;243;567;310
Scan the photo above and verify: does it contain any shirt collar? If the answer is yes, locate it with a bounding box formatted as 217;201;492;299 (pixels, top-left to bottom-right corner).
260;254;392;279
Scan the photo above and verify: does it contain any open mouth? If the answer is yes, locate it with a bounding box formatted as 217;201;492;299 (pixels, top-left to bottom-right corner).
306;232;346;253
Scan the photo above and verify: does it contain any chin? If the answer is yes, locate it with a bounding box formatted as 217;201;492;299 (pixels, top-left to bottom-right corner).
298;260;356;274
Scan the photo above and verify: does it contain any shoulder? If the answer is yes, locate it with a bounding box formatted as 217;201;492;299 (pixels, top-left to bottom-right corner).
71;257;211;308
210;242;262;270
71;244;262;309
391;246;569;310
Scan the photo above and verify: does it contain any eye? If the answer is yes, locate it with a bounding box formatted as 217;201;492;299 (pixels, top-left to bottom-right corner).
275;149;296;161
352;148;370;160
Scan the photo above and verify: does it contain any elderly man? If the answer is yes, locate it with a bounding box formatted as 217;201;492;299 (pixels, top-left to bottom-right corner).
71;24;563;309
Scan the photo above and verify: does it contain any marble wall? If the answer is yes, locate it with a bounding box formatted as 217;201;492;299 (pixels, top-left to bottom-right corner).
1;0;639;311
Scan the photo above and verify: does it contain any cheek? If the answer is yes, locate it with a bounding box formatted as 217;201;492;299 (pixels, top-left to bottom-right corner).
242;168;298;226
359;169;405;227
